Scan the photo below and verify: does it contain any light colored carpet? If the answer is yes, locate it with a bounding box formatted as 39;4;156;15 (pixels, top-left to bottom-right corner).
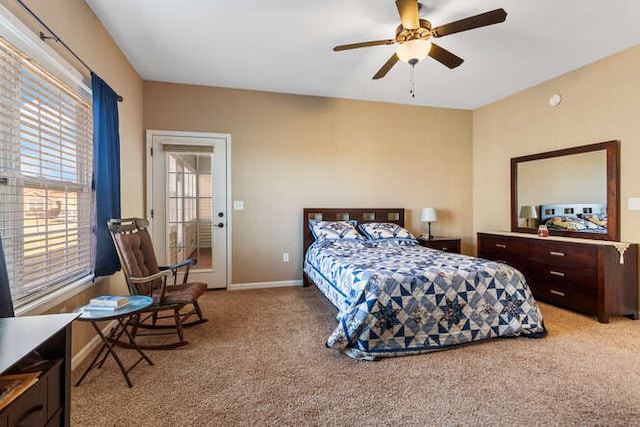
71;286;640;426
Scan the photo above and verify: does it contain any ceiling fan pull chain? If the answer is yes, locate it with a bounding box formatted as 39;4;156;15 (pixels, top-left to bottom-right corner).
409;63;415;98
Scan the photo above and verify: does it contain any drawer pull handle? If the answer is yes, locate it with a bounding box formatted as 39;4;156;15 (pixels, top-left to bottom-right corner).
496;259;506;264
16;404;44;424
441;247;448;250
550;271;565;277
495;244;507;249
549;251;565;257
550;289;566;297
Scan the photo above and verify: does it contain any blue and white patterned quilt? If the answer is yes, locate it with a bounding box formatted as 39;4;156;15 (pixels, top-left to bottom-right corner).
304;239;546;360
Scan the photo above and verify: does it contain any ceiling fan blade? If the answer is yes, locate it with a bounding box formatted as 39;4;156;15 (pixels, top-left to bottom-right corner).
333;39;396;52
396;0;420;29
432;8;507;38
372;53;400;80
428;43;464;69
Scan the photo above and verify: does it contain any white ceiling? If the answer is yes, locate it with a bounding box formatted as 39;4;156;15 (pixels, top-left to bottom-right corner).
85;0;640;110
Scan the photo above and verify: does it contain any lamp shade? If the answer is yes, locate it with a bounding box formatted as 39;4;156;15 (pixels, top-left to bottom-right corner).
396;39;431;64
519;205;538;219
421;207;437;222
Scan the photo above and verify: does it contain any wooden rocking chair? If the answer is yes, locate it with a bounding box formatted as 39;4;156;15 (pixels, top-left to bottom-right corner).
108;218;207;349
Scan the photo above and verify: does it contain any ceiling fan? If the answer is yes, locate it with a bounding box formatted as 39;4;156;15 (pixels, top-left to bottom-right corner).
333;0;507;80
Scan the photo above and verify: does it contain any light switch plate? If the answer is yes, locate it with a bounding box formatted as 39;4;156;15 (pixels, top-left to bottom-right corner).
233;200;244;210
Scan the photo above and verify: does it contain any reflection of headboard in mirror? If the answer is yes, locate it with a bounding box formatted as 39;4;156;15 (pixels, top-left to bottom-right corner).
511;140;619;241
539;203;607;234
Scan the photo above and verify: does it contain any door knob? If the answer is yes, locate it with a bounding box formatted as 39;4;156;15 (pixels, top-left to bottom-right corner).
218;212;224;217
217;223;224;228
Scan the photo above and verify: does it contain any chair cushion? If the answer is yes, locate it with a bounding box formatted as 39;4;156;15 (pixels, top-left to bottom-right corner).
152;281;207;305
114;229;161;295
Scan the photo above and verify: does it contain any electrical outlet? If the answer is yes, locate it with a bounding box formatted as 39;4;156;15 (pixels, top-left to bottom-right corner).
283;252;289;262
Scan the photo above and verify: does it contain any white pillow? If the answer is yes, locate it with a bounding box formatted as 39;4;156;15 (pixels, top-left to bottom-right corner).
358;222;416;241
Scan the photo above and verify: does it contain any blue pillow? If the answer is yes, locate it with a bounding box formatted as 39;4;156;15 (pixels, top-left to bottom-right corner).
309;220;364;242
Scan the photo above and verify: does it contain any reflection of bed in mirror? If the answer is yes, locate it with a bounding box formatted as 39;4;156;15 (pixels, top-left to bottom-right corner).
510;140;619;241
539;203;608;234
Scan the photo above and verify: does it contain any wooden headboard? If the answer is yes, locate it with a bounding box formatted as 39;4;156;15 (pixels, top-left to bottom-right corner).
302;208;405;257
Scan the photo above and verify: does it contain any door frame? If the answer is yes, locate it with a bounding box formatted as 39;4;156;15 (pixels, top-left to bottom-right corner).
145;129;232;289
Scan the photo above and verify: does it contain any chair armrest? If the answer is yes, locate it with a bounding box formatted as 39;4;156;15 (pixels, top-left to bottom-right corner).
160;258;197;272
129;269;173;284
160;258;197;285
129;269;172;301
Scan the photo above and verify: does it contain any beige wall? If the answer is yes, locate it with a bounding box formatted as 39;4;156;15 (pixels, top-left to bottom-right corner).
144;83;473;283
1;0;144;356
473;43;640;246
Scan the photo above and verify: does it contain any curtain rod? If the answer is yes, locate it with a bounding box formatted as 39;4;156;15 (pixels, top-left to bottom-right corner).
15;0;124;102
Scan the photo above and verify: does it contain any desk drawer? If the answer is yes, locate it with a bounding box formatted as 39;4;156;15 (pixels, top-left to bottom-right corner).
46;359;62;421
528;240;597;269
5;373;47;427
1;358;62;427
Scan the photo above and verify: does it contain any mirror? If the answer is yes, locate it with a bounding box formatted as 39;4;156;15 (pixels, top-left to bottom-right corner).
511;140;619;241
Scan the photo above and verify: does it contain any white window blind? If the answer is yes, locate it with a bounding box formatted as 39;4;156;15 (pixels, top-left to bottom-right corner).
0;36;93;306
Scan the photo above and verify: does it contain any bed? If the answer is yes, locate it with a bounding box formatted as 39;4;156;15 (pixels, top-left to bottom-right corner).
540;203;607;233
303;208;546;360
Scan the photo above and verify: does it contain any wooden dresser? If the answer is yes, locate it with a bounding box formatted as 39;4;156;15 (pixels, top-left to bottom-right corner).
478;232;638;323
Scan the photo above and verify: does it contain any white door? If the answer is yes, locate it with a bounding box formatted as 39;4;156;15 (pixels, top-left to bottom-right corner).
146;130;230;289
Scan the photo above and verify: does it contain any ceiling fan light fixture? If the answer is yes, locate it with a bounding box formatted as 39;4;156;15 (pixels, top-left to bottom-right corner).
396;39;431;64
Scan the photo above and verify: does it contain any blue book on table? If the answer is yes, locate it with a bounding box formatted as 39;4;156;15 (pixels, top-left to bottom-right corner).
89;295;129;307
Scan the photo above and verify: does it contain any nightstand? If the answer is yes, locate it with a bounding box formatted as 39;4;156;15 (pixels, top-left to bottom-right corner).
417;237;461;254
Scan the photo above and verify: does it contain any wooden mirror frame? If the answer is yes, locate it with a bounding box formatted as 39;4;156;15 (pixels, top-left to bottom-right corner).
510;140;619;241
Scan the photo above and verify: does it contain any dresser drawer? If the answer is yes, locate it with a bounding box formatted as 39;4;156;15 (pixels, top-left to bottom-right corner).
478;234;527;268
479;235;527;256
528;240;597;269
527;262;597;293
529;278;597;315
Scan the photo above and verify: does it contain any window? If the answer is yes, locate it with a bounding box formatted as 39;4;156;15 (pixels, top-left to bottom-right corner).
0;14;93;308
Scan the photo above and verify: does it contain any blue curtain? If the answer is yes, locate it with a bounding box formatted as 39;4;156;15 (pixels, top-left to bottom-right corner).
91;72;121;277
0;235;14;317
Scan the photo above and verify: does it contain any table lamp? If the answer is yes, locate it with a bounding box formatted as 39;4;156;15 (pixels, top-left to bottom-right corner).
519;205;537;227
421;208;437;239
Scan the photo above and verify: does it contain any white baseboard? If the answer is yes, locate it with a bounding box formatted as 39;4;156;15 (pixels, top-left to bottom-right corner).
229;280;303;291
71;320;117;371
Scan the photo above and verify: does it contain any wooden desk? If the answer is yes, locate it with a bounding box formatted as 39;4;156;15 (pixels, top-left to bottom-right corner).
0;313;78;427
